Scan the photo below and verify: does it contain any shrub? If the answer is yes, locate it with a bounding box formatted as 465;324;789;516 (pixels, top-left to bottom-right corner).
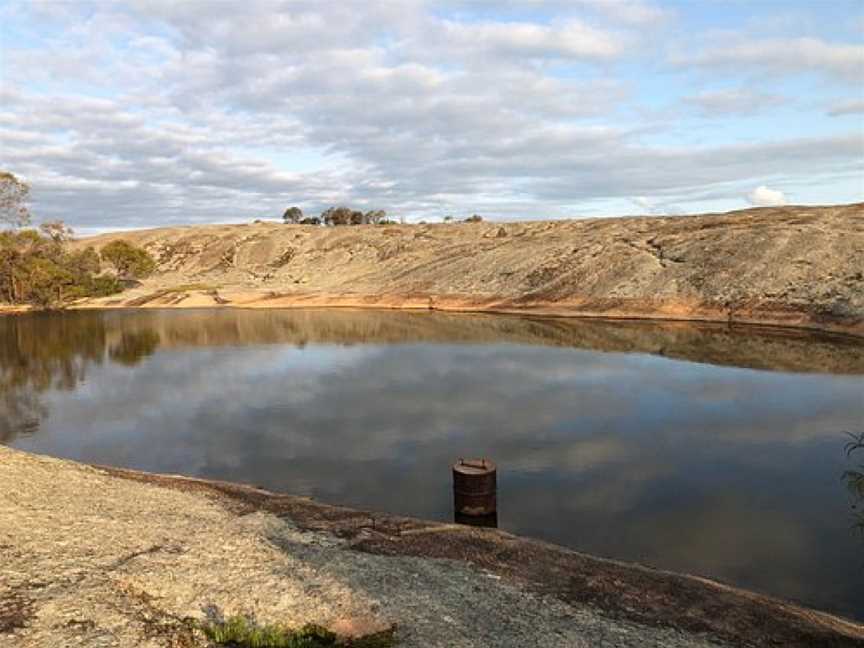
100;240;156;279
199;615;397;648
321;207;388;226
87;275;123;297
322;206;359;226
0;226;123;306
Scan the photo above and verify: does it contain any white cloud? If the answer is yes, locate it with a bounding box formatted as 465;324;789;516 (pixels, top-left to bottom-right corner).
746;185;787;207
440;18;626;60
581;0;672;26
683;88;785;116
479;0;673;27
631;196;653;210
677;36;864;80
629;196;683;216
827;99;864;116
0;1;861;229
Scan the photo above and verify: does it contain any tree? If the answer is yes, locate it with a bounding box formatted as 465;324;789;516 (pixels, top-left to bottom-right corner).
0;171;32;229
322;206;354;226
100;240;156;279
322;206;386;226
39;220;74;243
69;246;101;276
283;206;303;224
464;214;483;223
21;256;74;307
0;223;117;306
364;209;386;225
299;216;321;225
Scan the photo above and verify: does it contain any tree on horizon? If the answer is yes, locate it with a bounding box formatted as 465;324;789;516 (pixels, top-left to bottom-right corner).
283;206;304;224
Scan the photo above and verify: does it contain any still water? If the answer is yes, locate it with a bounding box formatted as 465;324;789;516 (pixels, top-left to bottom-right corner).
2;309;863;619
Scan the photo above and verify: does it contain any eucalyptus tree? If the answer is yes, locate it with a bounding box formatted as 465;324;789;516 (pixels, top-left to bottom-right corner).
0;171;32;229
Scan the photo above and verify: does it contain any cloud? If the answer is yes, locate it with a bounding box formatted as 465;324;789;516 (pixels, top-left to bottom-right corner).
678;36;864;80
0;1;862;229
629;196;683;215
827;99;864;116
477;0;673;26
580;0;673;26
746;185;787;207
683;88;785;116
439;18;626;60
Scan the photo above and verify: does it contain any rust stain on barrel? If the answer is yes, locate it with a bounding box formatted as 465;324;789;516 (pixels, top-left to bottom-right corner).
453;458;497;517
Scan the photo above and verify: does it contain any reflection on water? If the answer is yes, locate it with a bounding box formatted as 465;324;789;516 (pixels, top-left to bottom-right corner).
2;308;864;619
846;433;864;535
455;512;498;528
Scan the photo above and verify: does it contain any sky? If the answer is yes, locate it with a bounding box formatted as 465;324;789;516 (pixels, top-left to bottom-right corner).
0;0;863;232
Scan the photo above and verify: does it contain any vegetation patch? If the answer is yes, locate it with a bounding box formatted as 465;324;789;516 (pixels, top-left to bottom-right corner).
0;171;155;308
0;588;34;634
100;239;156;280
200;616;397;648
162;283;221;293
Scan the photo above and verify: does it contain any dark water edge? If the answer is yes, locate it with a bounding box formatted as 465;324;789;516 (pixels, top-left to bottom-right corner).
2;308;864;620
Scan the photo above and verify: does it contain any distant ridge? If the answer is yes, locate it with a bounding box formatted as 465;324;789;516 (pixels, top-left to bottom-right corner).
73;203;864;337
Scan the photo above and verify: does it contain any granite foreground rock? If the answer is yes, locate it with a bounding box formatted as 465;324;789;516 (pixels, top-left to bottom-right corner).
72;203;864;336
1;447;863;648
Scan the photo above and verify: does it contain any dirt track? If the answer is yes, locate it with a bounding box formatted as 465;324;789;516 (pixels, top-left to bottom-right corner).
75;203;864;336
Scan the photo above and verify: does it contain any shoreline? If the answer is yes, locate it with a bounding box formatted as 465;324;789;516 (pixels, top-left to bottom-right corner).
3;291;863;339
6;202;864;338
1;446;863;647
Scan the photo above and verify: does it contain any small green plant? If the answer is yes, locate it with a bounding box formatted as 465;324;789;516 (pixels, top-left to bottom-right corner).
199;615;397;648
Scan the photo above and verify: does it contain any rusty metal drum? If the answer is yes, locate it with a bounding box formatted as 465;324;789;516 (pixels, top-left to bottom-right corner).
452;458;497;517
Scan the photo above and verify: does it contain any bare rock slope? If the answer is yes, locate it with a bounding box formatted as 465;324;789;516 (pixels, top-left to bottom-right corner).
80;203;864;335
2;447;863;648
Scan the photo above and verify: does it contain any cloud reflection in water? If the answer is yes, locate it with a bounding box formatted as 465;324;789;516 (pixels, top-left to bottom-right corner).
2;308;863;619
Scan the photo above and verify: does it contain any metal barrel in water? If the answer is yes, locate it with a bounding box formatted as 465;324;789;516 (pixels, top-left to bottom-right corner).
452;458;497;517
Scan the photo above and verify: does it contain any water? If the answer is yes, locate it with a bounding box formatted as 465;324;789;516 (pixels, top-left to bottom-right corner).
2;308;863;620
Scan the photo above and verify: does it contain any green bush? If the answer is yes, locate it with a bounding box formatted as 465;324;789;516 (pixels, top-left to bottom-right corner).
87;275;123;297
200;616;397;648
100;240;156;279
0;226;125;307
